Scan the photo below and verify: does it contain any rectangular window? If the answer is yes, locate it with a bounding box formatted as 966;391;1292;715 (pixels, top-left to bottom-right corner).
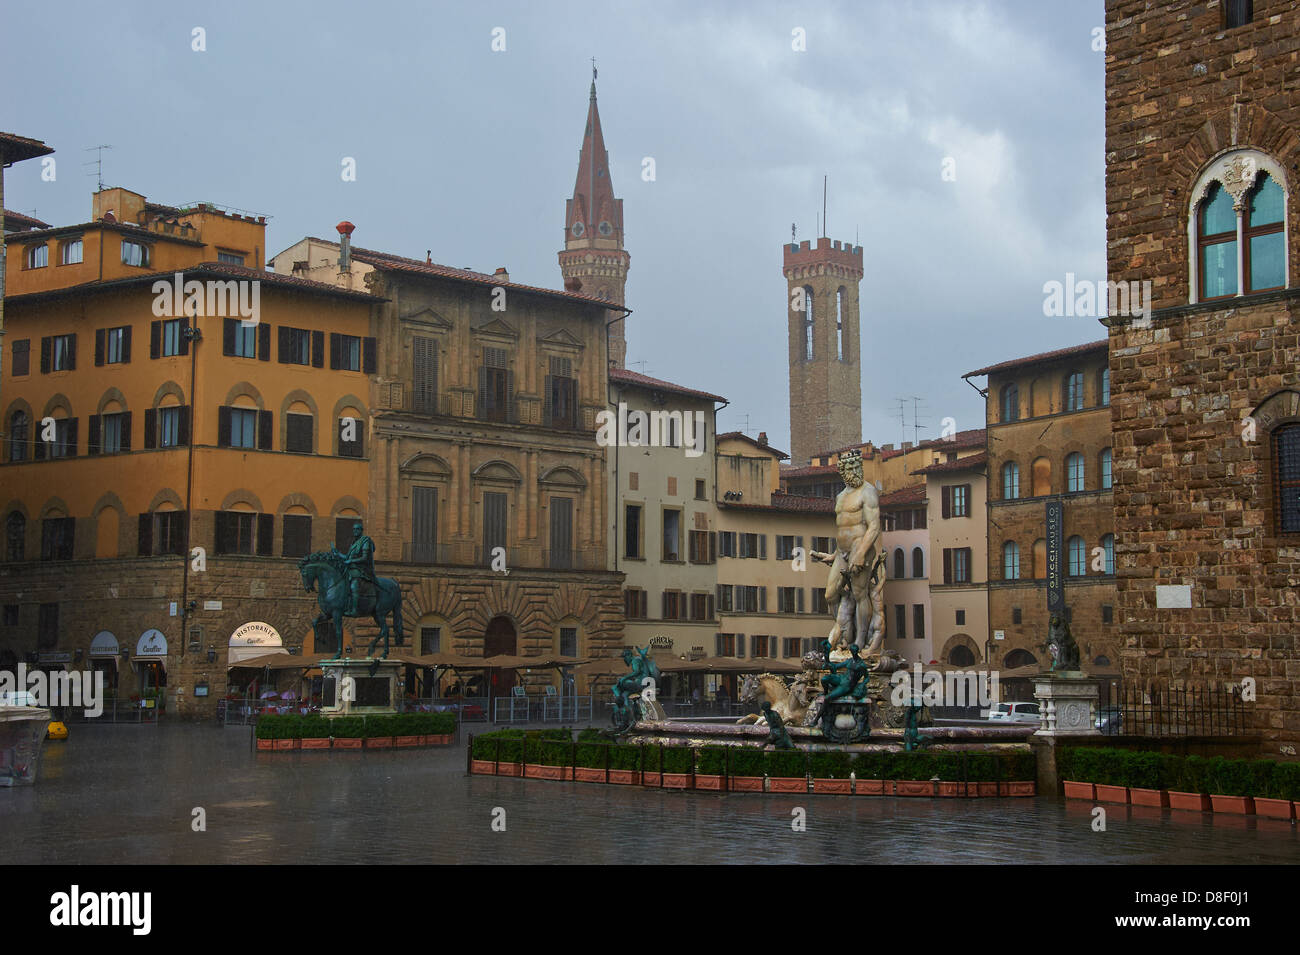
420;626;442;655
690;593;710;621
688;530;711;564
812;536;833;554
148;511;187;556
480;348;511;423
811;589;829;614
624;504;642;559
778;587;798;613
51;334;76;372
279;326;311;365
234;321;257;358
775;535;796;560
913;604;925;640
61;239;83;265
26;244;48;269
338;417;365;458
48;418;76;458
335;518;355;552
895;604;907;640
412;337;438;413
1101;604;1113;624
739;533;763;558
662;591;684;621
411;486;438;563
331;334;361;372
717;585;733;613
282;514;312;557
949;547;971;584
162;319;183;358
38;603;58;648
230;409;258;449
549;497;573;569
783;638;801;658
285;413;314;454
40;517;75;560
1012;607;1022;625
559;627;577;657
943;484;970;518
718;531;737;558
716;634;736;656
11;339;30;377
158;407;181;448
482;491;508;559
1224;0;1253;29
752;635;770;658
2;605;17;627
956;609;966;626
121;240;150;267
215;512;258;555
737;586;761;613
100;412;125;454
624;589;648;619
695;479;706;500
662;509;681;561
546;357;578;429
104;327;127;364
217;250;245;266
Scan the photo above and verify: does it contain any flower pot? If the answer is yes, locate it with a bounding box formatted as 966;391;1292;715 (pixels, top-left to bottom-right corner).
1167;790;1211;812
935;781;962;797
814;778;852;795
896;780;932;797
1095;784;1129;804
470;759;495;775
524;764;566;780
573;767;606;783
395;735;421;748
1209;794;1254;815
662;773;691;789
1062;781;1095;800
300;738;330;750
366;737;393;749
854;779;886;795
1005;781;1036;797
976;782;1000;797
607;769;638;785
332;737;362;750
273;739;298;751
1129;787;1169;809
429;734;453;745
255;739;274;751
694;774;724;791
494;762;522;777
640;772;662;786
729;776;764;792
1253;797;1295;820
769;777;808;794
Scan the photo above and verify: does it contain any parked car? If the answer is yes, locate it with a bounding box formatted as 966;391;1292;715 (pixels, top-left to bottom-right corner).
0;691;38;707
1095;705;1123;735
987;701;1041;723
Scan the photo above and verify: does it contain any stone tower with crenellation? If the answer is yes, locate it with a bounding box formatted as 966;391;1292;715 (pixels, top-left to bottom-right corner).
784;236;863;466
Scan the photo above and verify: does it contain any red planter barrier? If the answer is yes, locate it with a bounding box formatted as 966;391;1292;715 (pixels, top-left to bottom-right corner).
1094;784;1129;804
1209;795;1254;815
1129;787;1168;808
1253;797;1295;820
1168;791;1211;812
814;779;852;794
1062;781;1095;800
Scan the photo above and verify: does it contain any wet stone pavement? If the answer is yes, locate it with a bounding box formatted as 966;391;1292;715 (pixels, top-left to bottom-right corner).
2;725;1297;864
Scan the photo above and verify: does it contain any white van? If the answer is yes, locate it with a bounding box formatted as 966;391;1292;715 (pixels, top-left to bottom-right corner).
987;701;1040;723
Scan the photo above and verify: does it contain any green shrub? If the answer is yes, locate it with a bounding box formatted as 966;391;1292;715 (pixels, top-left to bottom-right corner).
696;747;728;775
1177;755;1210;793
850;752;885;779
299;716;331;739
1123;751;1161;789
1267;762;1300;801
765;750;808;778
810;751;852;778
729;747;768;777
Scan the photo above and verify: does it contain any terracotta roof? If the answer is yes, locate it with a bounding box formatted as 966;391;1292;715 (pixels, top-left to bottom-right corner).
719;492;835;515
0;131;54;163
5;261;380;305
2;209;51;231
912;451;988;475
349;245;627;310
812;428;985;462
879;483;927;507
780;463;840;479
963;339;1108;379
717;431;789;460
608;367;726;404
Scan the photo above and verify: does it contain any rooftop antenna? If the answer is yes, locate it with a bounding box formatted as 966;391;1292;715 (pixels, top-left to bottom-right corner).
910;396;929;450
84;145;112;192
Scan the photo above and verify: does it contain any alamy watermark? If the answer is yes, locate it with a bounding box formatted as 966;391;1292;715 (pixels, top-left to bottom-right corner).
152;273;261;325
0;665;104;717
595;403;706;458
889;664;999;708
1042;273;1151;324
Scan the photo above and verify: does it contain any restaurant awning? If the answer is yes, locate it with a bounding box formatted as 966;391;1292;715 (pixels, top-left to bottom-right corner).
227;652;326;671
658;656;803;673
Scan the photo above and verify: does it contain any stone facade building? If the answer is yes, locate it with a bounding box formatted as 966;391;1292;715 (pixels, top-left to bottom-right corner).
964;342;1119;693
1104;0;1300;748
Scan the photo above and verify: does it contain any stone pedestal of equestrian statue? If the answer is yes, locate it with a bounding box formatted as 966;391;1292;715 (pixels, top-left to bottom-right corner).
319;658;403;717
1032;673;1100;738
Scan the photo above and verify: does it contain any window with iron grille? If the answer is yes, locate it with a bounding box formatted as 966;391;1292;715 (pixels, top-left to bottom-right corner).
421;626;442;654
913;604;925;640
41;517;75;560
894;604;907;639
559;627;578;657
1274;425;1300;534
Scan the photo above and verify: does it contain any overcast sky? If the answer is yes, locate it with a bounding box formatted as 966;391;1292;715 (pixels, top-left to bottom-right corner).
6;0;1107;457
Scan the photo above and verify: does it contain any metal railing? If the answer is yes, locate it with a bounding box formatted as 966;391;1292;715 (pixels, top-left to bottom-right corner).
64;697;162;724
1105;684;1247;737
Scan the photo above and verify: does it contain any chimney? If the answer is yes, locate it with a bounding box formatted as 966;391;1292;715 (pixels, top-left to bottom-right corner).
758;431;769;446
336;221;355;273
426;250;432;264
494;267;510;283
902;441;913;450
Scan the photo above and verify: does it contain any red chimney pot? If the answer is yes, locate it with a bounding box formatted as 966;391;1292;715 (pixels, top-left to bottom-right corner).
336;220;356;236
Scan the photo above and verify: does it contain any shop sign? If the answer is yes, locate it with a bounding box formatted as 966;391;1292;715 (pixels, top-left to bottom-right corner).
137;629;169;658
229;621;282;647
89;631;119;656
37;651;71;663
647;635;673;649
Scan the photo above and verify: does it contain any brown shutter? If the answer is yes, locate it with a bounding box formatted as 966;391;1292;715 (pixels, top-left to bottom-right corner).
258;323;271;361
311;330;325;368
278;326;291;363
178;406;191;446
223;318;236;356
477;366;488;420
121;326;132;363
40;336;51;373
120;412;132;451
329;333;341;370
66;418;78;457
217;407;232;447
963;484;972;515
363;337;376;374
87;415;101;456
178;317;190;356
150;321;161;359
95;328;105;366
709;531;716;563
941;486;951;519
257;410;273;450
759;534;767;559
256;513;275;556
144;409;157;450
943;548;952;585
66;335;76;369
138;514;153;556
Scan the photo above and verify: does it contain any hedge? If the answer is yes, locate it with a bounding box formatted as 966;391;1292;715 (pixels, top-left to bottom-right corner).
470;730;1034;780
1059;747;1299;798
256;711;455;740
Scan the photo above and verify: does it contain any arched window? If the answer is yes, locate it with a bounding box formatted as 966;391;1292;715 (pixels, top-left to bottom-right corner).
1000;383;1019;423
836;287;845;361
1067;535;1086;576
1099;367;1110;407
8;411;28;462
893;547;905;579
1066;452;1085;492
803;286;814;361
1003;541;1020;580
1274;423;1300;534
1064;371;1084;412
1246;172;1286;292
1004;649;1038;669
1002;462;1020;500
1031;457;1051;496
1100;448;1113;490
1192;153;1289;301
948;645;976;667
1033;538;1046;579
5;512;25;561
1101;534;1114;574
1198;181;1238;299
911;546;924;578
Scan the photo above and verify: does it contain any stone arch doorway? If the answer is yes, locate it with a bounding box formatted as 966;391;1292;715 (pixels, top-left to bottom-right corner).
485;615;518;694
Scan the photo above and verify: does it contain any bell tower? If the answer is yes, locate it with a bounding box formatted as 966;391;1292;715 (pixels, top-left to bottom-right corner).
559;66;630;368
784;235;863;466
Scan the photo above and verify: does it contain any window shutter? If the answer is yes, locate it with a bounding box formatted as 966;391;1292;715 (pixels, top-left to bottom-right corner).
87;415;101;456
660;591;667;619
942;486;951;519
137;514;153;556
66;418;77;457
217;407;232;447
363;337;377;374
329;333;341;370
715;633;722;655
709;531;716;563
759;587;767;612
178;317;190;356
796;535;804;554
256;513;274;556
95;328;105;366
122;325;132;363
120;412;132;451
943;548;952;585
506;369;516;423
736;634;746;658
544;374;553;425
40;336;51;373
311;330;325;368
258;323;271;361
963;484;972;515
150;322;161;359
34;431;46;460
759;534;767;559
144;409;157;449
477;366;488;419
178;406;191;446
67;335;76;369
797;588;805;613
278;326;291;364
258;410;273;450
223;318;236;356
707;594;714;619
